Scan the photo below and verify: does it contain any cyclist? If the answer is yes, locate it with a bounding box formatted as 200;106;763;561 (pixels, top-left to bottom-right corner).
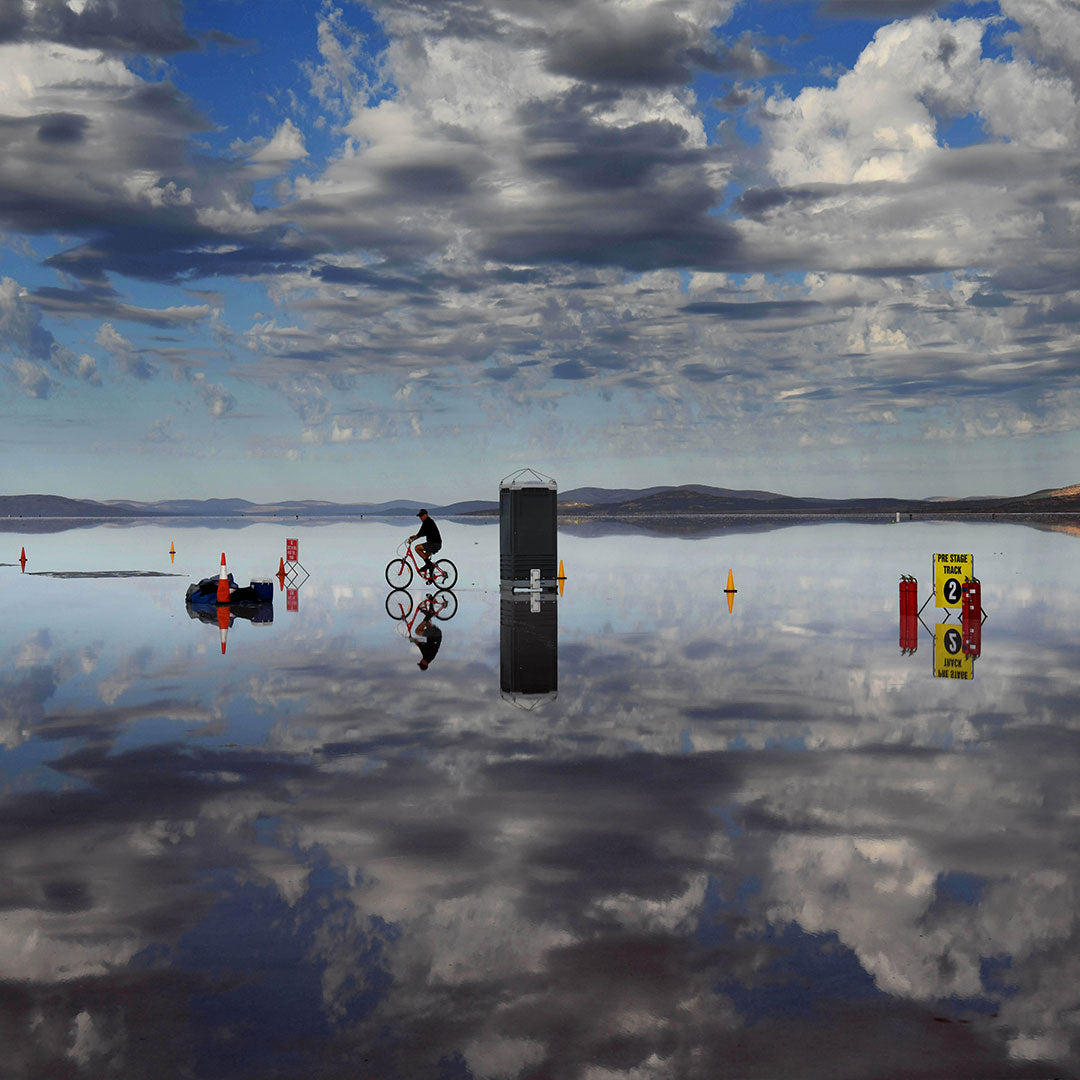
409;509;442;578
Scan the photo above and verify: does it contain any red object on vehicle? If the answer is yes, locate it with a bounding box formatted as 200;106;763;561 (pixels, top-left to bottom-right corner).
899;577;918;653
961;579;981;658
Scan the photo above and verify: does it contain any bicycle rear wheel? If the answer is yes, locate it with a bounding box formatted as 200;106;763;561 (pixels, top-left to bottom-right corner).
431;589;458;620
430;559;457;590
384;589;413;620
385;558;413;588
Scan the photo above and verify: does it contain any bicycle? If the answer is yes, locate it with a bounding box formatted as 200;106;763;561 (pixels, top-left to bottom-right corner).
384;588;458;629
385;540;458;590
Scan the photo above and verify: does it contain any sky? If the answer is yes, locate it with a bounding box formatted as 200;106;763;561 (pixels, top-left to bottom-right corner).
1;0;1079;503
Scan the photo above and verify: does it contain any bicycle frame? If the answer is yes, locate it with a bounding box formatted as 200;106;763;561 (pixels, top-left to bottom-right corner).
386;542;457;590
401;542;434;580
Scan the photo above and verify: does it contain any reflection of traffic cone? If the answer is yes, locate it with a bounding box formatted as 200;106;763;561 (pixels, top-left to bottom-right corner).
557;559;565;597
19;547;26;573
217;603;229;654
169;541;176;565
724;569;736;614
276;557;286;591
217;553;230;603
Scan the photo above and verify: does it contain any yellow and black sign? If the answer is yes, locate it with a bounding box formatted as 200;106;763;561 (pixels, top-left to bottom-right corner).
933;552;973;608
934;623;974;680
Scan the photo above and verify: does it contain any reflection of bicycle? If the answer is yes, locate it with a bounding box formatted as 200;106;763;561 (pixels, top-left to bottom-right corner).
385;541;458;590
385;588;458;628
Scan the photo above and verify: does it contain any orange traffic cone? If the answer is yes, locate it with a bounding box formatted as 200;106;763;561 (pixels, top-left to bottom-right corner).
217;553;230;603
169;541;176;565
217;603;230;654
276;557;286;591
19;546;26;573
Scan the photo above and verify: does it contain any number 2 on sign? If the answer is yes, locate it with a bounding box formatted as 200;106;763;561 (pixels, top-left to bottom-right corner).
933;552;972;609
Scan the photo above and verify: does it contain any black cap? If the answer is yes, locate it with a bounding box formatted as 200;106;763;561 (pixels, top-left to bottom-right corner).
416;508;427;517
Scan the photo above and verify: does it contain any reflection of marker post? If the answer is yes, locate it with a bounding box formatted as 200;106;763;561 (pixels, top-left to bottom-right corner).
287;588;298;612
19;546;26;573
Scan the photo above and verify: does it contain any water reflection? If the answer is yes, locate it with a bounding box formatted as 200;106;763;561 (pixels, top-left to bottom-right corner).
500;588;558;707
384;588;458;670
899;559;987;680
1;521;1079;1078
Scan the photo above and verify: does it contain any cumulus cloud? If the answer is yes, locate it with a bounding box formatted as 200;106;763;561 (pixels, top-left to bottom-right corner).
192;371;237;417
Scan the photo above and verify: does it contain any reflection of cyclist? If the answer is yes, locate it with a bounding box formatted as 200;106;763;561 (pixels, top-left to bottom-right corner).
409;509;442;576
411;605;443;670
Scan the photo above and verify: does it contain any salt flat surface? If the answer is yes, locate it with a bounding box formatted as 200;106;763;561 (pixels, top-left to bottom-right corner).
0;519;1077;1079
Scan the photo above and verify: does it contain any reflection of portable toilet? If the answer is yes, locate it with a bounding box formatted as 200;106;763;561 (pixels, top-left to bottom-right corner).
500;468;558;590
500;589;557;708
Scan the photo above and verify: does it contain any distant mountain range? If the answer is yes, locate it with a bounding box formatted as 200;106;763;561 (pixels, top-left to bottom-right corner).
5;483;1080;521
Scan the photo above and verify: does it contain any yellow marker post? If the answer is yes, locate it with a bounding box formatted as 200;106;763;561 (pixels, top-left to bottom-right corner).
724;569;737;614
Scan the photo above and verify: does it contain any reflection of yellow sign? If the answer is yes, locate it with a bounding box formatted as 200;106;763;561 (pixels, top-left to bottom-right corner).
933;553;973;608
934;624;973;680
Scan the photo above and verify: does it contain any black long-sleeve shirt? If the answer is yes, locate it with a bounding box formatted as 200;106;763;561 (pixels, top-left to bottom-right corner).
415;516;441;547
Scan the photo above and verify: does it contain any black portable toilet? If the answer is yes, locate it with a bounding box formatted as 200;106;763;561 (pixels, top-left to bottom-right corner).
499;468;557;589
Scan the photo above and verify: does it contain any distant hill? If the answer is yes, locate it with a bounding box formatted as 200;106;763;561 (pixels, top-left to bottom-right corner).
3;495;499;518
555;481;1080;517
0;495;146;518
7;482;1080;520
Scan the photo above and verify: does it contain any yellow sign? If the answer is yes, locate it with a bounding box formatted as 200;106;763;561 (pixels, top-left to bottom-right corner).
933;552;973;608
934;624;974;680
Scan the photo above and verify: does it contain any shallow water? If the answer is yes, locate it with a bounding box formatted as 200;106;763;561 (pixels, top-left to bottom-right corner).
1;518;1078;1078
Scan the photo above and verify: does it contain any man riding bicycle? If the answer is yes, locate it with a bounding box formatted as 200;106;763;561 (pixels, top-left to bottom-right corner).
409;509;442;576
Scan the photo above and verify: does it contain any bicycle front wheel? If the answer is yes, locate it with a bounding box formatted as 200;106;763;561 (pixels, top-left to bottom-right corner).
430;559;457;590
384;589;413;620
385;558;413;588
432;589;458;620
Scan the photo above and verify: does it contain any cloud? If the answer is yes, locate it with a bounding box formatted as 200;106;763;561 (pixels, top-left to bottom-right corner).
0;0;198;54
0;0;1078;475
0;276;100;390
192;372;237;417
95;321;157;380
